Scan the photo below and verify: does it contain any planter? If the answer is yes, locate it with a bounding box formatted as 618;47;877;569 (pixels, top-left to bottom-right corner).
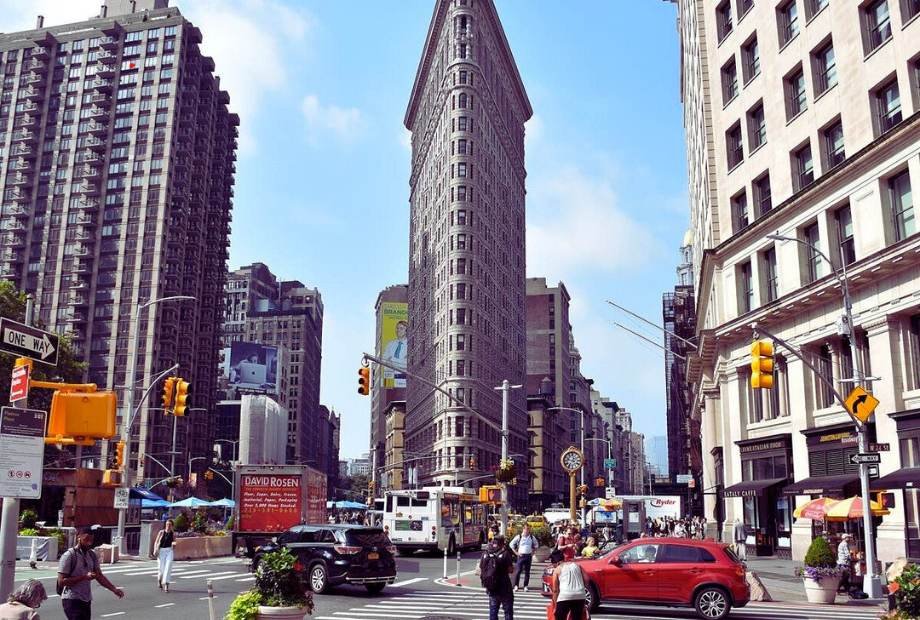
802;575;840;604
534;547;552;562
173;535;232;560
257;605;309;619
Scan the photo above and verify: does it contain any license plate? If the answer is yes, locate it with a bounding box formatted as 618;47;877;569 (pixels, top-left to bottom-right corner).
367;552;379;560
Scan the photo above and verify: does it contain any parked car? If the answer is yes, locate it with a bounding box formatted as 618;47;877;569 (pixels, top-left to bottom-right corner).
252;524;397;594
542;537;749;620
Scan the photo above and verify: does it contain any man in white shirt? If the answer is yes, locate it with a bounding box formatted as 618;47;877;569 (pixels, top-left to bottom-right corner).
509;524;539;592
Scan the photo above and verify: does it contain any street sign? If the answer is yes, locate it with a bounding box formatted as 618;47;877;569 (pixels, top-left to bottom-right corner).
677;474;693;484
605;487;616;499
0;318;59;365
845;386;879;424
850;452;881;465
113;487;129;510
604;458;617;470
9;364;29;403
870;443;890;452
0;407;47;499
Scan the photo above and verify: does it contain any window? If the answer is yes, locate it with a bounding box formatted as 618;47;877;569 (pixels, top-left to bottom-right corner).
793;142;814;190
803;221;822;283
785;66;807;119
814;344;834;408
619;544;660;564
813;41;837;95
875;79;902;134
732;190;751;231
778;0;799;46
717;0;734;41
726;123;744;169
738;0;754;18
762;247;779;302
865;0;892;53
903;0;920;21
660;545;716;563
889;171;915;241
806;0;829;19
722;58;739;104
823;120;845;169
742;36;760;83
738;260;754;313
754;173;772;214
747;101;766;150
835;204;855;266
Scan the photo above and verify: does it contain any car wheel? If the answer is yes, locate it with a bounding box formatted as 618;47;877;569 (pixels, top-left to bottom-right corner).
586;583;600;612
447;535;456;556
694;586;731;620
309;563;330;594
365;583;386;594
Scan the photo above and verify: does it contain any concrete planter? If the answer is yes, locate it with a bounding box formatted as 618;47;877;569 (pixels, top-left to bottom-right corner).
256;606;309;619
534;547;552;562
173;535;232;560
802;575;840;604
16;536;60;561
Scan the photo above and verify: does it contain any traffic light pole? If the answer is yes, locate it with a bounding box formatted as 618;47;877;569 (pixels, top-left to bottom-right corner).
0;296;33;600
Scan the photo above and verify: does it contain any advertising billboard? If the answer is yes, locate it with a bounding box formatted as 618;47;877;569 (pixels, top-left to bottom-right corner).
227;342;278;394
379;302;408;388
238;473;304;532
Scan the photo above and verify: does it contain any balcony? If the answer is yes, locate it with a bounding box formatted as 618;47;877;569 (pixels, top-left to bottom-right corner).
2;233;26;248
66;312;88;325
77;197;100;210
24;58;47;73
2;221;26;232
72;245;91;257
80;151;102;164
16;114;37;128
8;174;32;187
10;144;34;158
22;73;43;87
95;62;115;78
85;136;107;152
19;87;43;102
99;36;119;50
31;46;50;60
77;182;100;196
91;79;112;93
70;279;88;290
70;293;89;306
90;92;111;107
75;166;100;179
12;130;36;144
6;206;30;219
86;121;107;136
1;249;23;263
73;260;93;273
96;50;117;65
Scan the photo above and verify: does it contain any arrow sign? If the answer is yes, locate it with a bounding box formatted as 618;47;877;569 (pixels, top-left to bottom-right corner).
849;452;881;465
844;386;879;424
0;318;59;366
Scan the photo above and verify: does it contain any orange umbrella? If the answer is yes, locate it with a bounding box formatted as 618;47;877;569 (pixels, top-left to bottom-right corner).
599;498;622;510
825;496;889;520
793;497;838;520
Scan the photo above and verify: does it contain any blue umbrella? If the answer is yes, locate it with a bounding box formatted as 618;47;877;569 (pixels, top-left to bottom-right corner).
141;499;170;509
170;496;209;508
335;500;367;510
210;498;235;508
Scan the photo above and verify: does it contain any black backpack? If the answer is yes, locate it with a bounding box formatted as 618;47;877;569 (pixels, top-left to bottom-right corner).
480;551;500;591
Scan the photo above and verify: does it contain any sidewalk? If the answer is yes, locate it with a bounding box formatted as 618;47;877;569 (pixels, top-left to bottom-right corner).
744;556;884;607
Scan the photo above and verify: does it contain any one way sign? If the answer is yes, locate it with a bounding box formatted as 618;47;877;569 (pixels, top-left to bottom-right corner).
0;318;59;366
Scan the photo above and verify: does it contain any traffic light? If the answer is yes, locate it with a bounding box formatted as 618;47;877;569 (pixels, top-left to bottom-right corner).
357;367;370;395
469;456;478;469
114;440;125;470
204;470;214;481
48;391;117;440
479;485;502;503
162;377;177;411
173;378;191;416
750;340;774;389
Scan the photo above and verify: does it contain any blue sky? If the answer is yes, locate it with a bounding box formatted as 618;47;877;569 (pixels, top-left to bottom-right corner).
3;0;689;461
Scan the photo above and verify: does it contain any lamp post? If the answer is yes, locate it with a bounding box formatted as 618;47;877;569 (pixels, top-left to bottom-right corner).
766;232;882;598
585;437;614;495
116;295;195;555
214;439;239;464
549;406;587;522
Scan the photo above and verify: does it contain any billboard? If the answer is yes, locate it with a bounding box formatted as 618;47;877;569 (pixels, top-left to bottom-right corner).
226;342;278;394
237;473;304;532
379;302;408;388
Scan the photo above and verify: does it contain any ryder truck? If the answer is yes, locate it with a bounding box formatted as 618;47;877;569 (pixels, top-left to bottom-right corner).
233;464;327;557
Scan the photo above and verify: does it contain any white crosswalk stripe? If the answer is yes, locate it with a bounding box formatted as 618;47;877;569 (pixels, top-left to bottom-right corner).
313;588;883;620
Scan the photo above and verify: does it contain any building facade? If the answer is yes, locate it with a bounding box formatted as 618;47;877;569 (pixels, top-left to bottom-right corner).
675;0;920;561
404;0;532;504
0;0;236;481
221;262;278;348
383;400;406;490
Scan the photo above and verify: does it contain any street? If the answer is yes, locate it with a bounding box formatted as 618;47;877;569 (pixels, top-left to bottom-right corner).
16;551;884;620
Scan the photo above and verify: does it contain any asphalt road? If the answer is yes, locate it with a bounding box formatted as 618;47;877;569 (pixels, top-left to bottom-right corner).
15;551;885;620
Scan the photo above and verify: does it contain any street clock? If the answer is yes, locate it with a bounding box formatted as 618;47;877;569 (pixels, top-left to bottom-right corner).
560;447;585;474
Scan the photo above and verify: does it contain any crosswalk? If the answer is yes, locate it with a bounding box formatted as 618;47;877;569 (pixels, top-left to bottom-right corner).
314;588;884;620
15;557;256;587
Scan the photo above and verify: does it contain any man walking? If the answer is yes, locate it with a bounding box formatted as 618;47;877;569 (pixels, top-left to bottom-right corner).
58;526;124;619
479;534;515;620
510;524;539;592
733;518;747;561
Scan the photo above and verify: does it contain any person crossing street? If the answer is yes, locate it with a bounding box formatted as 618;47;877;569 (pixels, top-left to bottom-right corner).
57;526;124;620
478;534;515;620
153;519;177;592
510;524;539;592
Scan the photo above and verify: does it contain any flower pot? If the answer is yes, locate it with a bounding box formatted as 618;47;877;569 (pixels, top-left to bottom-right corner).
534;547;552;562
802;575;840;604
257;605;309;619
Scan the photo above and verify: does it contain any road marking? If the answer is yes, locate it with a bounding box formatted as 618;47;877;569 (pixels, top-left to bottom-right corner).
179;571;237;579
101;613;126;618
200;595;219;600
154;603;175;608
391;577;428;587
236;576;256;582
206;572;254;581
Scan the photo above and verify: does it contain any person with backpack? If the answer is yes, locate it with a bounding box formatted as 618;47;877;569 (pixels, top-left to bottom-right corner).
510;524;539;592
57;526;124;620
479;534;515;620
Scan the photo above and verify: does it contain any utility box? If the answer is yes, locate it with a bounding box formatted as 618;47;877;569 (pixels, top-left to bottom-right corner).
48;391;117;439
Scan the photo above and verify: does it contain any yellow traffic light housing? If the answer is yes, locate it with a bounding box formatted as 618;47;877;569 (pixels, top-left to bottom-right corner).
479;485;502;503
204;470;214;481
48;391;117;440
750;339;775;389
162;377;177;411
114;440;125;470
357;367;370;395
173;379;191;416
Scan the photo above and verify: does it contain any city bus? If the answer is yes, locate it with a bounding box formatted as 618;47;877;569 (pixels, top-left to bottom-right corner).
382;487;487;555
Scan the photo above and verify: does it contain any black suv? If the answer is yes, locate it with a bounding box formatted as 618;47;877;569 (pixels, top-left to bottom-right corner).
253;525;397;594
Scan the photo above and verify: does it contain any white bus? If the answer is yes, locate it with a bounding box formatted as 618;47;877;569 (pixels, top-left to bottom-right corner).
383;487;487;555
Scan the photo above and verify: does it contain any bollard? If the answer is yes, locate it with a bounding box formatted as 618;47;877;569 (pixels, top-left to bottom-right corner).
456;550;461;586
443;546;448;580
207;579;215;620
109;538;117;566
29;539;37;569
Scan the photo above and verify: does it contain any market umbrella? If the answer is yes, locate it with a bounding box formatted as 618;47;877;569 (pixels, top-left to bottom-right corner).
334;500;367;510
793;497;838;520
825;495;889;520
598;498;622;510
141;499;171;509
170;496;210;508
209;498;235;508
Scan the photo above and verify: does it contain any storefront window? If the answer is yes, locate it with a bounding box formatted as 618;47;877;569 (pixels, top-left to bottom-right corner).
902;434;920;559
743;497;759;533
776;496;792;548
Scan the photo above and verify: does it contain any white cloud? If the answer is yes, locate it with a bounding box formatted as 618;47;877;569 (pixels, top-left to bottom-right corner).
301;95;364;144
0;0;99;31
399;127;412;152
526;165;662;281
525;113;543;150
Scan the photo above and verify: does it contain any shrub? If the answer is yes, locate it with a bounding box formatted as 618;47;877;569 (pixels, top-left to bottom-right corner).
225;589;261;620
173;512;190;533
890;563;920;618
19;509;38;530
192;510;207;534
255;548;312;610
42;528;67;549
18;528;38;537
225;515;235;531
804;537;836;568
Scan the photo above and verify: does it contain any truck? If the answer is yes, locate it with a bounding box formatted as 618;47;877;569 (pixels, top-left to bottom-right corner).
233;464;326;557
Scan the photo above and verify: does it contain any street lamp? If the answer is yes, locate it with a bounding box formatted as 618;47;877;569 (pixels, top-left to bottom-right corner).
214;439;239;464
766;232;881;598
548;406;587;522
585;436;614;495
116;295;195;554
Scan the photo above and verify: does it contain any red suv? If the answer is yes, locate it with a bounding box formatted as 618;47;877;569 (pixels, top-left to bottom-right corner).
542;538;749;619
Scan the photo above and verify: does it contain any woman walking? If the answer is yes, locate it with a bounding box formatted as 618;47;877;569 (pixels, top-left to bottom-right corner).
549;549;589;620
0;579;47;619
153;519;177;592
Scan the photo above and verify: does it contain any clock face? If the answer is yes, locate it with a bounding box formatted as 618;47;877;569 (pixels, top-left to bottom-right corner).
562;449;583;472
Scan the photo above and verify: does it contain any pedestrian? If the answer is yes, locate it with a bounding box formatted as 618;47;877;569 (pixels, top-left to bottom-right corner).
580;536;599;559
556;526;578;561
733;518;746;561
837;534;853;594
509;524;538;592
0;579;47;619
153;519;177;592
550;548;589;620
478;534;514;620
57;526;124;620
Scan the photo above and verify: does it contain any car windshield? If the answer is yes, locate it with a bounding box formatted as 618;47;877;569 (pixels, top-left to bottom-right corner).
594;538;622;557
345;528;390;547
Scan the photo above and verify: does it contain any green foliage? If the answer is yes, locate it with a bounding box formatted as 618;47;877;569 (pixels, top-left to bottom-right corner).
530;524;554;548
225;515;235;531
803;537;836;568
19;509;38;530
173;512;190;533
254;548;312;611
18;528;39;536
44;528;67;549
192;510;208;534
891;563;920;618
224;590;262;620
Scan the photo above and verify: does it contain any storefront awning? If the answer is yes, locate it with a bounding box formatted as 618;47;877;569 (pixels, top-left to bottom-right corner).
723;477;787;498
782;474;859;496
871;467;920;490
